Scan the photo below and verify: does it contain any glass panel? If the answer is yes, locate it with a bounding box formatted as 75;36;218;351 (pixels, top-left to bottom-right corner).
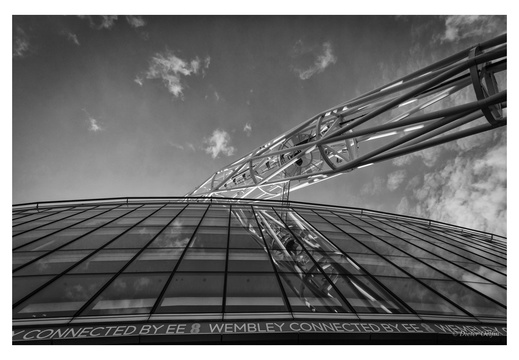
461;282;507;306
376;277;467;316
13;251;47;270
13;229;60;249
228;228;265;249
13;274;112;318
348;253;408;277
60;227;127;250
310;251;364;275
14;250;92;276
147;225;196;248
13;276;54;304
228;250;274;272
452;261;506;285
425;259;491;284
177;206;208;217
320;232;375;254
421;279;506;318
156;272;224;313
15;228;91;252
334;275;409;314
278;272;350;313
125;248;183;272
199;216;229;227
176;248;226;272
75;217;112;228
225;273;288;312
140;216;172;226
81;273;168;316
68;249;139;274
385;255;449;279
189;227;228;248
106;226;163;249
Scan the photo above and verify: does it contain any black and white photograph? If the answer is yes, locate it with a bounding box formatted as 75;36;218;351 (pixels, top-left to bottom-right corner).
11;5;509;350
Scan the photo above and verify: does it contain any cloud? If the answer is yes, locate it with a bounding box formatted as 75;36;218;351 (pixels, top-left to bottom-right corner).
438;15;506;43
82;109;104;132
126;15;146;28
387;170;407;191
405;131;506;236
13;26;30;58
168;141;184;151
293;42;337;80
204;129;236;159
360;176;384;196
243;123;252;137
78;15;118;30
134;76;144;86
66;32;80;46
141;50;210;99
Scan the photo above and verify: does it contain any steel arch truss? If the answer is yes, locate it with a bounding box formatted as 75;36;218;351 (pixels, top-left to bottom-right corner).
187;34;507;200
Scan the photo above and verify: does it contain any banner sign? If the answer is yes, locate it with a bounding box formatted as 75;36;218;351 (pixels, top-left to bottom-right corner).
13;320;507;342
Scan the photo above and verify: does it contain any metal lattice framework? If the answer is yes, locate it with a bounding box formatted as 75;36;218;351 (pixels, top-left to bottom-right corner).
187;34;506;200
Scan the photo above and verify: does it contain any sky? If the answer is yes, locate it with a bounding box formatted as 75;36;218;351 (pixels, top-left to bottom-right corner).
12;14;507;236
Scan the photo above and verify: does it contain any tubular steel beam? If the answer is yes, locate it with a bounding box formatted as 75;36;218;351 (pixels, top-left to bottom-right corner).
188;34;506;200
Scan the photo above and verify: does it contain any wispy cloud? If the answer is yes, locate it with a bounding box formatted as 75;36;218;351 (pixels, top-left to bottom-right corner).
134;75;144;86
78;15;118;30
126;16;146;28
401;130;506;236
82;109;104;132
292;41;337;80
438;15;506;43
387;170;407;191
243;123;252;137
204;129;236;159
65;32;80;46
168;141;184;150
13;26;30;58
360;176;384;196
141;50;210;99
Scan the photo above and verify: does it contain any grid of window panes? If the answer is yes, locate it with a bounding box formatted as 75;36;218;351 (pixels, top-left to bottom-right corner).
13;199;506;324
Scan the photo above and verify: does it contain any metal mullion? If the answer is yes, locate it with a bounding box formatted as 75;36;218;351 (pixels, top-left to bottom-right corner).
427;227;507;258
250;205;293;316
381;217;507;272
12;204;130;271
343;213;506;308
269;207;357;314
220;204;232;314
367;216;508;282
13;205;99;236
324;210;478;318
12;208;54;224
303;209;418;316
12;205;120;251
148;204;211;315
12;203;149;309
397;218;507;265
69;203;188;320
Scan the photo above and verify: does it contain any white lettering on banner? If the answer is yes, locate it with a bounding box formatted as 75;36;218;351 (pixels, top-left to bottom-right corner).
12;321;507;341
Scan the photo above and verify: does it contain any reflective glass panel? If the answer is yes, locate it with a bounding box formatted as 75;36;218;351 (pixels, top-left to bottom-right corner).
60;227;127;250
348;253;408;277
385;255;449;279
156;272;224;313
13;251;47;270
13;229;64;250
228;249;274;272
14;250;92;276
333;275;409;314
189;227;228;248
106;226;163;249
13;276;54;304
13;274;112;318
376;277;467;316
81;273;168;316
278;272;350;313
125;248;183;273
421;279;506;318
176;248;226;272
15;228;91;252
225;273;288;312
228;228;265;249
68;249;139;274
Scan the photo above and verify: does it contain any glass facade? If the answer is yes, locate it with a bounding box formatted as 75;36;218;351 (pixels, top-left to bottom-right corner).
12;198;506;344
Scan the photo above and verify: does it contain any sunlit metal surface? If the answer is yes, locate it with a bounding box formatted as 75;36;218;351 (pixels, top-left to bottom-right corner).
187;34;506;200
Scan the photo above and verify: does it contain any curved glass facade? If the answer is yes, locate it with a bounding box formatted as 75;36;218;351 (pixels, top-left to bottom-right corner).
12;198;506;344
